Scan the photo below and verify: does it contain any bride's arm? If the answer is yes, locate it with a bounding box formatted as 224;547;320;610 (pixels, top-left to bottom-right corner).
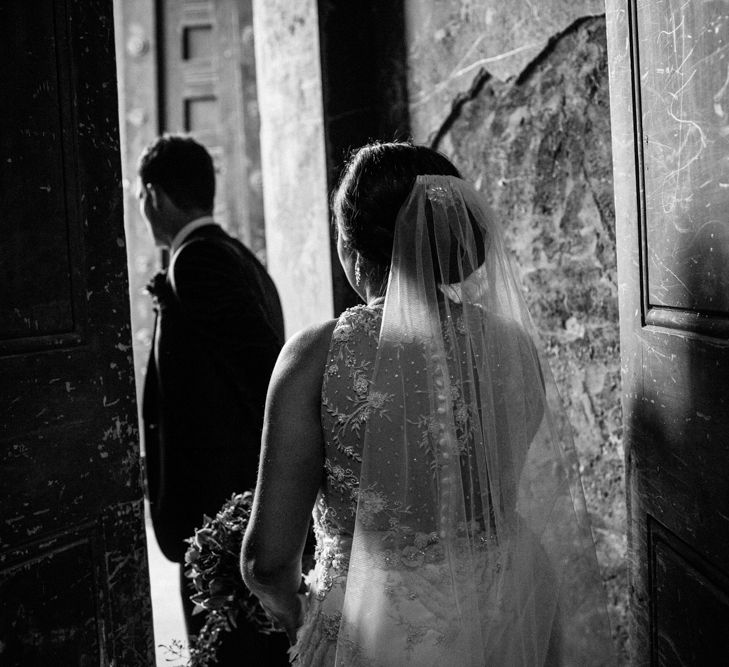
241;319;336;641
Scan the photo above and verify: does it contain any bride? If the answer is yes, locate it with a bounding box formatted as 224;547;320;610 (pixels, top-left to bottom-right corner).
241;142;615;666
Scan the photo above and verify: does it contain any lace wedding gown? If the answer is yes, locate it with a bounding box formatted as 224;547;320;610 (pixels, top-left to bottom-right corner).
290;176;613;666
290;303;384;666
291;302;546;666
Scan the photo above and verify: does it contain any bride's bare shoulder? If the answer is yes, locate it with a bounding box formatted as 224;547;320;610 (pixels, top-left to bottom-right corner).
281;319;337;360
271;319;339;387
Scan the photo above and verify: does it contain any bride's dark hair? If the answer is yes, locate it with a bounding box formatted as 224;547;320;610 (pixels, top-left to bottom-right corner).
333;141;492;286
333;141;461;270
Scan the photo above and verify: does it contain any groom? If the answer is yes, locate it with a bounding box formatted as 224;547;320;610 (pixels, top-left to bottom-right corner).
138;134;288;664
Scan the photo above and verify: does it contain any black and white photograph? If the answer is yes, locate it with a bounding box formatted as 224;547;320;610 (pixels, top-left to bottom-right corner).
1;0;728;665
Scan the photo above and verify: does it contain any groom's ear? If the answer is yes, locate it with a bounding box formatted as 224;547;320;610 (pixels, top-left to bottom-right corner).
144;183;159;208
147;184;179;215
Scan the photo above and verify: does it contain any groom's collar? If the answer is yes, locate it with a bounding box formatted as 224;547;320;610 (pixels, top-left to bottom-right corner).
170;215;217;254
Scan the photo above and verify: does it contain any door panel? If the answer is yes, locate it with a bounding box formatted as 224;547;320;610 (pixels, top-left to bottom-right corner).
0;1;153;664
638;1;729;315
606;0;729;664
159;0;265;256
0;1;84;352
1;534;99;664
650;519;729;665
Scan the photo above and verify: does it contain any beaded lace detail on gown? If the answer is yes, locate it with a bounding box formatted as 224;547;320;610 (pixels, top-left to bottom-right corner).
291;176;614;666
290;301;513;666
289;303;381;666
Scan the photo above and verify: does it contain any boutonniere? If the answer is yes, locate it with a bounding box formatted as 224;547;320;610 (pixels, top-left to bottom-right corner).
144;270;172;309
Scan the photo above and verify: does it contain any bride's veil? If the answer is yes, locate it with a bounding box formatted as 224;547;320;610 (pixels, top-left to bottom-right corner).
334;175;614;665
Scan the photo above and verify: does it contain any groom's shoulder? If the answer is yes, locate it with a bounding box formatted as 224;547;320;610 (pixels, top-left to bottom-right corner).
172;229;262;281
175;227;245;262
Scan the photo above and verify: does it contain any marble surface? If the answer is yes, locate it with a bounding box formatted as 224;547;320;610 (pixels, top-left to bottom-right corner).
405;0;605;142
438;16;628;659
253;0;335;335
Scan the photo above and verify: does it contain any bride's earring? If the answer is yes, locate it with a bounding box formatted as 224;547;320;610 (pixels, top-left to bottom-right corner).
354;256;362;286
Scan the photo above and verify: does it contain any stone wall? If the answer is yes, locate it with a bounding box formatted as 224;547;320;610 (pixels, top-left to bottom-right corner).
404;7;627;660
253;0;334;336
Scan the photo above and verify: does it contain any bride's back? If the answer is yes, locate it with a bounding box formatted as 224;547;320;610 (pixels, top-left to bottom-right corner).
318;299;544;541
318;303;384;537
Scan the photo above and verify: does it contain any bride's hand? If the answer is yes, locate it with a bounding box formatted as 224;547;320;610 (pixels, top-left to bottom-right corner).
283;590;307;644
258;578;308;644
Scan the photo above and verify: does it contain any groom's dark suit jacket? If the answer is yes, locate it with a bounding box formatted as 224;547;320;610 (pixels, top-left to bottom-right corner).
143;223;284;563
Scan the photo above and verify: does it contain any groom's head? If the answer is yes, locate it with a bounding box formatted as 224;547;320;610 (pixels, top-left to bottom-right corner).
137;134;216;247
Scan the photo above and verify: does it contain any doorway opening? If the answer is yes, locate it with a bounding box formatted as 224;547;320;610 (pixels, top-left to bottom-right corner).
113;1;266;663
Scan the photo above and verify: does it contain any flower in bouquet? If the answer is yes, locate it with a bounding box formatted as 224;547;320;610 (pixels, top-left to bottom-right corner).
184;491;282;666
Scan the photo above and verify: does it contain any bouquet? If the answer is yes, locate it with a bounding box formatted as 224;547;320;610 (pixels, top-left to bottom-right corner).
184;491;282;666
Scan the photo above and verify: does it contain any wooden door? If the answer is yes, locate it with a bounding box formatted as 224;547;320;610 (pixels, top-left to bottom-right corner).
606;0;729;664
159;0;265;257
0;1;153;664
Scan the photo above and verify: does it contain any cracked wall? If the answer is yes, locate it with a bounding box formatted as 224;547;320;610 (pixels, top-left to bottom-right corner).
405;8;627;660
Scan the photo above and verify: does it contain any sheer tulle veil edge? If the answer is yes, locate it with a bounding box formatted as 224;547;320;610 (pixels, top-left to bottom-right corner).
334;175;615;666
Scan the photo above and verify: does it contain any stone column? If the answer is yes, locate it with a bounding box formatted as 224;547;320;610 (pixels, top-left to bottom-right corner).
253;0;333;336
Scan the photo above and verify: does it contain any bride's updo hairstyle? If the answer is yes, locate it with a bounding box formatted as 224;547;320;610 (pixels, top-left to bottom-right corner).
333;141;467;287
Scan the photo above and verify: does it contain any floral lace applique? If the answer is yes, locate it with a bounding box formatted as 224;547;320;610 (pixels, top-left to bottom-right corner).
324;458;358;506
333;622;378;667
320;612;342;642
355;488;388;527
298;302;507;666
403;620;431;656
314;495;341;537
321;304;390;516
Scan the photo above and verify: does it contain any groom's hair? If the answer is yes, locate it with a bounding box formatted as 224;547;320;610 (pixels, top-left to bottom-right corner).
138;134;215;212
